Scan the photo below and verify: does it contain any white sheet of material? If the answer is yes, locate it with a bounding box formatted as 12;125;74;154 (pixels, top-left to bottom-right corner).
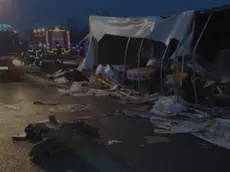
89;16;156;41
78;37;95;71
90;11;194;44
148;11;194;45
192;118;230;150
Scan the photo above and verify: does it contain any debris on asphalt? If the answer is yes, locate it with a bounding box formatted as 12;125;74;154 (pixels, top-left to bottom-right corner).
33;100;58;106
192;118;230;150
150;117;209;134
47;68;89;83
48;104;92;113
11;132;27;141
57;81;91;96
145;136;170;144
39;54;230;151
49;64;159;105
1;104;20;110
115;94;230;150
108;140;122;145
57;78;158;105
54;76;69;84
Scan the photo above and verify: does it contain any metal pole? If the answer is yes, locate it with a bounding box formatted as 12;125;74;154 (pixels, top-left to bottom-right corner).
95;39;99;66
137;38;144;90
150;43;154;58
160;44;170;93
122;37;131;84
192;12;212;108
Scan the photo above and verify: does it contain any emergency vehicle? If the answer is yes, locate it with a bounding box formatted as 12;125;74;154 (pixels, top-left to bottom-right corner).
0;24;24;79
31;27;70;54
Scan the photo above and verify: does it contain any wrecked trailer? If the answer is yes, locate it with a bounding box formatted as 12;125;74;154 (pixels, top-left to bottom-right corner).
174;6;230;109
148;5;230;150
77;12;194;94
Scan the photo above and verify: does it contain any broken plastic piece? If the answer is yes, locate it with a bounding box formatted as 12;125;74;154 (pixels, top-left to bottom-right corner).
11;132;27;141
33;100;58;106
145;136;169;144
108;140;122;145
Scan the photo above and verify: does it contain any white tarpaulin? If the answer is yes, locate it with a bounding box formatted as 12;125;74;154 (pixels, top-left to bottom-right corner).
148;11;194;45
90;11;194;43
89;15;156;41
80;11;194;70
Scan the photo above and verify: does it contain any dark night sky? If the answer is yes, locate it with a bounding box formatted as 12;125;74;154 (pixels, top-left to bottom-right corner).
0;0;228;32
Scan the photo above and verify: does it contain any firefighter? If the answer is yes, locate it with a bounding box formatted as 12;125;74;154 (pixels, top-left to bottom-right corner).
55;41;63;64
55;41;62;56
25;45;35;65
32;42;42;66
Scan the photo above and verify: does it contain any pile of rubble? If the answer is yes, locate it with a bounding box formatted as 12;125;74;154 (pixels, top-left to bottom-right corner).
42;63;230;150
46;66;159;104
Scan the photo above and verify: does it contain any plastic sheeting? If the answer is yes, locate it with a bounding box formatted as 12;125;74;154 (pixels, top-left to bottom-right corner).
114;95;230;150
78;37;95;71
150;116;209;134
149;96;209;118
169;30;194;60
95;64;122;84
192;118;230;150
58;82;90;96
104;65;122;83
89;16;156;41
90;11;194;44
54;77;69;84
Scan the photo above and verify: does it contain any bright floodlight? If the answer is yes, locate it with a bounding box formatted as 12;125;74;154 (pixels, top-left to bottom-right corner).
54;27;60;31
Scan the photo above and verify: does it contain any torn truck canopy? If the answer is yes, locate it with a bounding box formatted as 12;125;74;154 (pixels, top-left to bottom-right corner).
79;11;194;70
90;11;194;43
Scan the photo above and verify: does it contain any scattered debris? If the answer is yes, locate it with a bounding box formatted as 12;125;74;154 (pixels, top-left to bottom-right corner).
168;103;187;113
113;95;230;150
33;100;58;106
145;136;170;144
192;118;230;150
1;104;20;110
120;110;140;118
108;140;122;145
49;104;92;113
49;68;89;83
12;132;27;141
150;116;209;134
54;77;69;84
57;81;90;96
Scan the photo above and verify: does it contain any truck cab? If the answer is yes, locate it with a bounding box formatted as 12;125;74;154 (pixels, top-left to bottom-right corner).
0;24;24;79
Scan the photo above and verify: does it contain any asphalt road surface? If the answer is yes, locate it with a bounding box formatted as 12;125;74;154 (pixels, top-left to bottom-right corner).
0;78;230;172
